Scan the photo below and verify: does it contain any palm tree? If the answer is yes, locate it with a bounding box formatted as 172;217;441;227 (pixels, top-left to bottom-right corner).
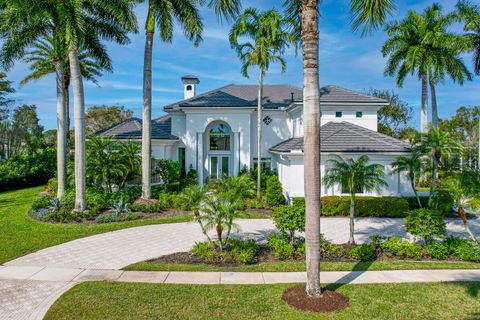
283;0;395;298
383;4;471;131
457;0;480;75
323;155;387;245
138;0;241;200
229;8;290;198
413;125;462;199
391;152;424;208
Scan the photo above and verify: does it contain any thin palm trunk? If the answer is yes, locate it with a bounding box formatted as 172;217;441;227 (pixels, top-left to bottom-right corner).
54;58;66;199
421;72;428;133
429;75;438;129
141;8;154;200
410;173;422;208
257;70;264;198
302;0;322;298
349;195;355;245
429;155;437;201
458;206;479;243
64;76;70;147
69;49;86;211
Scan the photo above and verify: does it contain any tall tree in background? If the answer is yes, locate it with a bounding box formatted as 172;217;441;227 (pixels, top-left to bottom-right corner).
138;0;241;200
370;89;413;137
229;8;291;198
85;105;133;135
457;0;480;75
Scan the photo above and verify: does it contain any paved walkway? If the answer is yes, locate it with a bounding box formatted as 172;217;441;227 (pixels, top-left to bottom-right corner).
1;217;480;320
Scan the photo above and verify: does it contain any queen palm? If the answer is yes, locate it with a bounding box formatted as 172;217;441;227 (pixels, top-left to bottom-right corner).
139;0;240;200
457;0;480;75
283;0;395;297
383;4;471;131
323;155;387;245
229;8;290;198
391;152;424;208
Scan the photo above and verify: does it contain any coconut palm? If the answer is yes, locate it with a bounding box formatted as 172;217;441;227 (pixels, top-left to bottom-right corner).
0;0;137;208
413;125;462;199
139;0;241;200
457;0;480;75
323;155;387;245
383;3;471;131
391;152;424;208
229;8;291;198
283;0;395;297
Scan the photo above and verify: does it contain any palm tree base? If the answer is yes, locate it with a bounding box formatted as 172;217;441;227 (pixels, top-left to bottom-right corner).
282;285;349;312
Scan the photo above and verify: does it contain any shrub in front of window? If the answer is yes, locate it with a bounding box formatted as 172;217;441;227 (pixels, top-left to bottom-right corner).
266;175;286;207
405;209;447;244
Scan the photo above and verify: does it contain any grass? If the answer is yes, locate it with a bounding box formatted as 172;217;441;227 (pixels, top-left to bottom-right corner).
0;187;193;264
44;281;480;320
125;260;480;272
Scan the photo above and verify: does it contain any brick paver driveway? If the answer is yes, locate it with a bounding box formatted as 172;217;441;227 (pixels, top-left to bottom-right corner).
1;217;479;319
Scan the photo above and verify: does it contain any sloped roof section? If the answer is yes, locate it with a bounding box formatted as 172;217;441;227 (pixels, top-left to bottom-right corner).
97;115;177;140
164;84;387;110
270;122;411;153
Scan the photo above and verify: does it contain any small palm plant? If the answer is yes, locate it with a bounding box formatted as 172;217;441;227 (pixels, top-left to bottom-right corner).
323;155;387;244
216;174;255;205
391;151;424;208
175;185;211;243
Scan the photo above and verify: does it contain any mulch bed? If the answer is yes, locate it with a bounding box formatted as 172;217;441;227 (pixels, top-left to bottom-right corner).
282;285;349;312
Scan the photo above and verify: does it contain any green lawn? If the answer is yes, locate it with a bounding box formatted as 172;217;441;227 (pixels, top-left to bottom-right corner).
0;187;193;264
44;281;480;320
125;260;480;272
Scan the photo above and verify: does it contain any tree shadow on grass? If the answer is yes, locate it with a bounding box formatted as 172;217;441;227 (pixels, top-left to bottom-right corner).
324;260;375;292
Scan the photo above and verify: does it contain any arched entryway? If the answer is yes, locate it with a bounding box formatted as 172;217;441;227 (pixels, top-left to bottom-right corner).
205;121;233;179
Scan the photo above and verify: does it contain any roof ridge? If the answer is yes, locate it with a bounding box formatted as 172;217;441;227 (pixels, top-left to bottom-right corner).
95;117;141;136
322;85;387;102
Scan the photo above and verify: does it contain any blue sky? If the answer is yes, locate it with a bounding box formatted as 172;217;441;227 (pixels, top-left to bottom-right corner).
6;0;480;130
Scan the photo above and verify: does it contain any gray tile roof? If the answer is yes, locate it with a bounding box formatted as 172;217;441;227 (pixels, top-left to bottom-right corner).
270;122;411;153
164;84;387;110
97;115;177;140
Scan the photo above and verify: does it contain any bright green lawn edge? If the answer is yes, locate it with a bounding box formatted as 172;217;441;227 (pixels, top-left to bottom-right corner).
124;259;480;272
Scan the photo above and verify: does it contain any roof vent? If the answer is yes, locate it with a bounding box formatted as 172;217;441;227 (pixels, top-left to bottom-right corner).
290;92;294;102
181;75;199;100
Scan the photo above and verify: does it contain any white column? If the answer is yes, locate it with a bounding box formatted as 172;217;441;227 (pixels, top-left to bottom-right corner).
197;132;204;184
233;132;240;176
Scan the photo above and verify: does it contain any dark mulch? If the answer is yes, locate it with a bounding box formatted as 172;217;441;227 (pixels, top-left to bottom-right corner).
282;285;349;313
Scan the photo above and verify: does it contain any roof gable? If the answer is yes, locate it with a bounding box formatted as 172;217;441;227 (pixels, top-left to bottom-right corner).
97;115;177;140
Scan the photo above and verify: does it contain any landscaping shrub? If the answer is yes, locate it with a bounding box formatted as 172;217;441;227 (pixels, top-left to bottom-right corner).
321;240;347;259
111;187;141;204
244;196;268;209
191;239;259;264
403;196;430;210
32;194;55;210
380;237;423;260
271;205;305;244
46;177;58;193
267;233;305;260
426;242;449;260
157;191;174;208
129;202;164;213
453;240;480;262
265;176;286;206
349;244;377;261
153;159;182;192
95;212;141;223
405;209;447;244
293;196;409;217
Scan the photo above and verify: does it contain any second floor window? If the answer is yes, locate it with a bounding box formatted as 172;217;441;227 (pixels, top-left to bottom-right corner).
336;111;342;118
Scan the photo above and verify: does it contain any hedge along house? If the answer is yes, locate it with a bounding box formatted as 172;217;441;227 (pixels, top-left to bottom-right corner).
99;76;413;200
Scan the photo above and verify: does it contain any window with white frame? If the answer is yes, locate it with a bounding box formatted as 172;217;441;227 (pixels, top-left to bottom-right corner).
253;157;272;170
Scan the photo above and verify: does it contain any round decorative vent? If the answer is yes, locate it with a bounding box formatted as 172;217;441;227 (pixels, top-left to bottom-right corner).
263;115;272;125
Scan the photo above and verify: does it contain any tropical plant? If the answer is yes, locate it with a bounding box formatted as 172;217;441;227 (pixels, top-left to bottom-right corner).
370;89;413;137
405;208;447;244
272;205;305;246
283;0;395;298
391;152;424;208
382;3;472;131
175;185;211;243
216;174;255;204
457;0;480;75
118;142;141;187
138;0;240;200
111;199;130;218
323;155;387;244
229;8;291;198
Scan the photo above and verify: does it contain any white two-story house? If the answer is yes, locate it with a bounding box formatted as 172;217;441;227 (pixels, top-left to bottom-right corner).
100;75;413;200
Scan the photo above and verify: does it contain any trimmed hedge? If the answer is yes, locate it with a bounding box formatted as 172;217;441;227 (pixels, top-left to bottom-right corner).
403;196;430;210
292;196;410;218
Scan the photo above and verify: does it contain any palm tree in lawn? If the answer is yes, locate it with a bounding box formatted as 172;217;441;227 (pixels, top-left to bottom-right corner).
21;34;112;149
283;0;395;297
457;0;480;75
323;155;387;245
229;8;291;199
413;126;462;200
138;0;241;201
391;151;424;208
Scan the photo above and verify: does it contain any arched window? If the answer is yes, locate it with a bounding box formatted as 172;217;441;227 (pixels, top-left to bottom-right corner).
186;85;192;91
209;123;230;151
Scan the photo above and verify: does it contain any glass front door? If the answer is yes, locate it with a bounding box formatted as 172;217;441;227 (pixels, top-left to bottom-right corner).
209;155;229;179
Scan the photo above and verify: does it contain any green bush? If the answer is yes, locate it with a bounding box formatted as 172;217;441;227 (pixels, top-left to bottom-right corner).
111;187;141;204
271;205;305;244
349;244;377;261
129;202;163;213
46;177;58;193
266;176;286;207
292;196;410;217
403;196;430;210
380;237;424;260
191;239;259;264
454;240;480;262
157;191;174;208
32;195;55;210
267;233;305;260
426;242;449;260
95;212;141;223
321;241;347;259
405;209;447;244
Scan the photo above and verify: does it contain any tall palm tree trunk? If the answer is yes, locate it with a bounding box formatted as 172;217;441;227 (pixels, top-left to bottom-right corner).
421;72;428;133
256;70;264;198
54;58;66;199
69;49;86;211
301;0;322;298
64;76;70;147
429;76;438;128
349;195;355;245
141;7;154;200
